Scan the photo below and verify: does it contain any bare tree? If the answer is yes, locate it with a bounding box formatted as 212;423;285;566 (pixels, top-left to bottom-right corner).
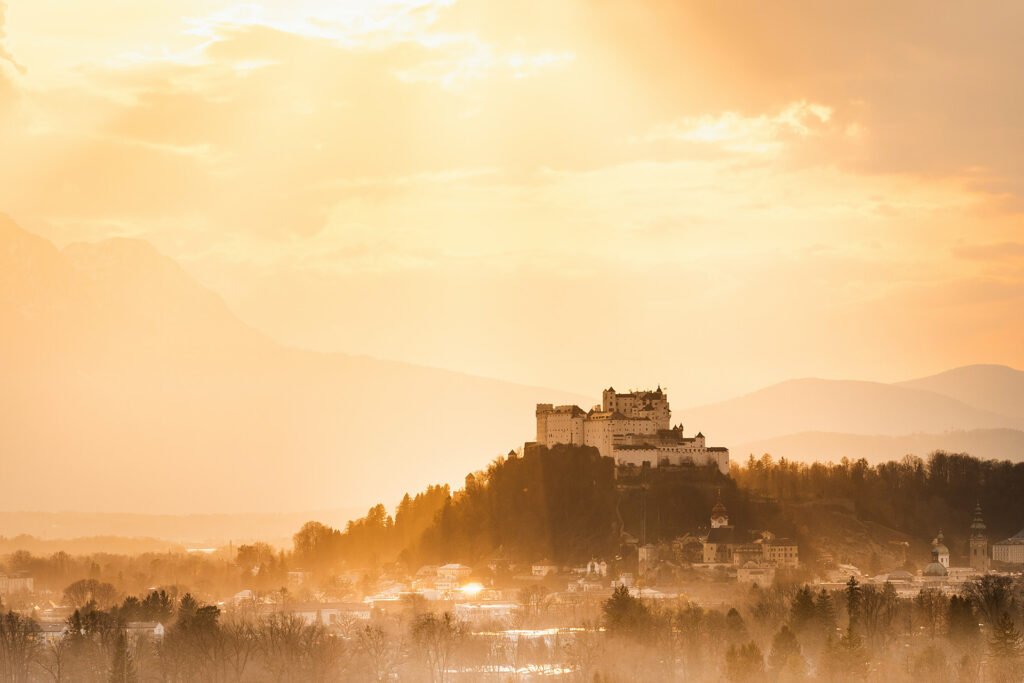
357;625;405;682
0;611;40;683
411;612;465;683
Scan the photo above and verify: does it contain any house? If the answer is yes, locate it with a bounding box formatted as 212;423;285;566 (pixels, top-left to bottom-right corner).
37;623;68;642
454;602;518;624
532;562;559;577
0;573;34;596
737;563;776;585
125;622;165;641
265;602;372;626
763;538;800;568
436;564;472;591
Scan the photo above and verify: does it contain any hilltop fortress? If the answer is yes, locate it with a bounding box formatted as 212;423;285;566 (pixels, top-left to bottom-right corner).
532;387;729;474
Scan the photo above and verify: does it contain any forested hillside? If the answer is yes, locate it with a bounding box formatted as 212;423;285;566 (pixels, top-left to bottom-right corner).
292;448;1024;573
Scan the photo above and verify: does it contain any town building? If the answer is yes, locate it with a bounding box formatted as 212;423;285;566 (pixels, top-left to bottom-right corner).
931;531;950;568
533;387;729;474
993;529;1024;565
699;499;799;569
702;498;736;564
0;573;33;596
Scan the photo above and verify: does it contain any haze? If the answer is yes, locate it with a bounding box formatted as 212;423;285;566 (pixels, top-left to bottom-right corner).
2;1;1024;515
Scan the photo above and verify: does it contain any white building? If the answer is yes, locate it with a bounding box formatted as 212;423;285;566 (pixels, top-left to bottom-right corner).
0;574;33;596
993;529;1024;564
534;387;729;474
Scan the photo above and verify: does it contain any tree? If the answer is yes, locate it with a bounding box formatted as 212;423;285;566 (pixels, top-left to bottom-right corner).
948;595;978;642
725;641;764;682
989;612;1022;660
914;588;947;640
844;576;862;632
768;625;804;675
411;612;464;683
357;625;404;682
824;629;867;681
859;583;898;646
63;579;120;611
108;630;137;683
602;585;651;637
0;611;39;683
815;589;837;633
789;585;816;632
963;575;1015;628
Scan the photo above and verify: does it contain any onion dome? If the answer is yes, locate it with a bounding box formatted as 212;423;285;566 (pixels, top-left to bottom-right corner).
923;547;948;577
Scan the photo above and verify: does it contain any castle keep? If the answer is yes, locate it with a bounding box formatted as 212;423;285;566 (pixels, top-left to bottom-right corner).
533;387;729;474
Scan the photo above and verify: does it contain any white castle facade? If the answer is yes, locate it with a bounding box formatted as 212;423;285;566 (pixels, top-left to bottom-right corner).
534;387;729;474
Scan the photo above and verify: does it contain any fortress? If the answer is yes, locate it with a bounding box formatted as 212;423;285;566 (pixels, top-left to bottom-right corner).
533;387;729;474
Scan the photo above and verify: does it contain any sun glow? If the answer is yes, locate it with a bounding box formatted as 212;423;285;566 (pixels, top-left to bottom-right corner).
460;582;484;597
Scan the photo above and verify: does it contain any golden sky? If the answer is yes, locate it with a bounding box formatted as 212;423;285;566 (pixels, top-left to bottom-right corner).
2;0;1023;404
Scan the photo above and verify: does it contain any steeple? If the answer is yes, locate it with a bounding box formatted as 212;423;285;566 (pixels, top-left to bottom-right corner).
710;489;729;529
971;502;987;538
970;502;990;572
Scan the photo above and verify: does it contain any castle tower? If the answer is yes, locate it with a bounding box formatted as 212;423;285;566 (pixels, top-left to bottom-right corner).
970;502;990;572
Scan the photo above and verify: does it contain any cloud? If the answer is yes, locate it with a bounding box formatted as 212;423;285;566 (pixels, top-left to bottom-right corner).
638;101;834;156
0;1;25;75
953;243;1024;261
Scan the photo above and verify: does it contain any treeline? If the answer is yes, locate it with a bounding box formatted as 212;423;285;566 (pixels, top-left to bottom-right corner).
733;451;1024;558
0;547;291;611
590;574;1024;682
5;574;1024;681
295;445;619;571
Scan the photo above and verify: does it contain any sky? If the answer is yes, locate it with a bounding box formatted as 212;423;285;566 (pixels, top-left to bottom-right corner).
2;0;1023;405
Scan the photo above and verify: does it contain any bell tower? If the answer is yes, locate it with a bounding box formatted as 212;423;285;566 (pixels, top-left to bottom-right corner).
970;502;990;572
710;491;729;529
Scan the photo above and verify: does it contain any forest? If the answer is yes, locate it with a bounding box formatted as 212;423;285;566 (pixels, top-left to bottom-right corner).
292;447;1024;573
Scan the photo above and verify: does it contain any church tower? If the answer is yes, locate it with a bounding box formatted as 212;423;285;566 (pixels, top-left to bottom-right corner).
970;502;990;572
711;492;729;529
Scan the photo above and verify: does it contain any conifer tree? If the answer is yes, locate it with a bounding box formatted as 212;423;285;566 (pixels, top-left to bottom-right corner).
108;630;137;683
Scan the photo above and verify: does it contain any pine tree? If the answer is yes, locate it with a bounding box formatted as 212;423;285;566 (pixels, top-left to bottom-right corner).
790;586;816;632
844;575;862;632
768;624;803;673
108;631;137;683
815;589;837;632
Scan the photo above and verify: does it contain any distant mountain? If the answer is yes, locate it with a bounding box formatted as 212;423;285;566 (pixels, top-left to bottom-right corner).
736;428;1024;465
899;364;1024;421
682;378;1021;448
0;217;589;514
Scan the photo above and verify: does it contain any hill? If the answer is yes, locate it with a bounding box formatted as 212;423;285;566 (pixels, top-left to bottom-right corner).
682;378;1020;447
736;429;1024;465
899;364;1024;421
0;217;590;514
